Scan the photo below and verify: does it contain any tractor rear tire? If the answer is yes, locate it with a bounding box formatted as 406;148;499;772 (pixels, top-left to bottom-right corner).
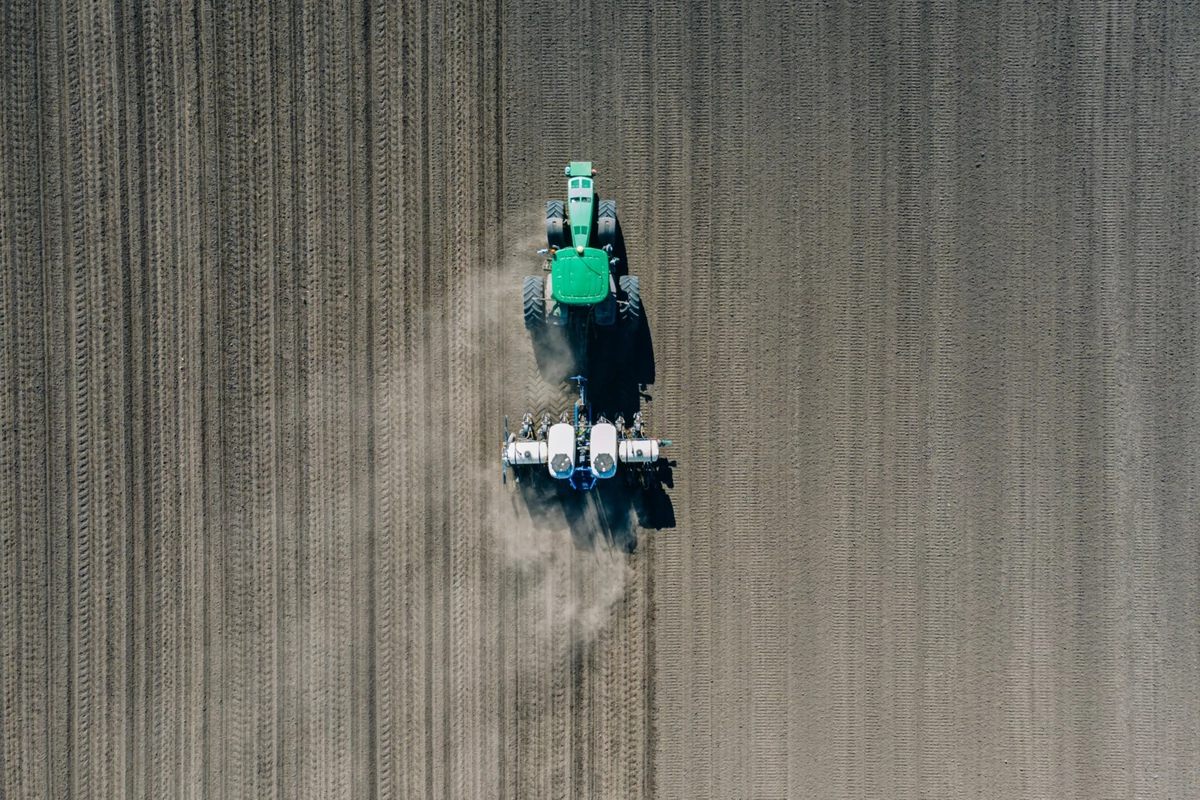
546;200;566;250
524;276;545;330
596;200;617;250
619;275;640;330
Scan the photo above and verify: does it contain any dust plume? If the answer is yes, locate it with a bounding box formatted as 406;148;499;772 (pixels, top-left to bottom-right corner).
484;473;631;643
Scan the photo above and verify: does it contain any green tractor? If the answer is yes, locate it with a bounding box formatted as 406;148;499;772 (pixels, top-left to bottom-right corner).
524;162;640;350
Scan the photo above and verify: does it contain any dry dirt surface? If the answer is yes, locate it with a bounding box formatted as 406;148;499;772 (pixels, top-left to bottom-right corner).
3;1;1199;798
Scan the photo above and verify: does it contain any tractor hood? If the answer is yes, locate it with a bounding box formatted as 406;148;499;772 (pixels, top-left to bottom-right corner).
551;247;610;305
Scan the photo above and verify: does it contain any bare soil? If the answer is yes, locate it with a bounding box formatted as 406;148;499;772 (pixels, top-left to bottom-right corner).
3;1;1198;797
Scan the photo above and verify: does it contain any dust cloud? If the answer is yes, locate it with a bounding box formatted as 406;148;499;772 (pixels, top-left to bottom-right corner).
484;469;631;643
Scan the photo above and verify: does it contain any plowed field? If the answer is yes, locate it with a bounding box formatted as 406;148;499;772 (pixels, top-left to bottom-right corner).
3;2;1198;797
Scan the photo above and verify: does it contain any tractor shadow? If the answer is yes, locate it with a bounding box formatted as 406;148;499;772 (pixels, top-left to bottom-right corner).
584;216;654;418
517;468;675;553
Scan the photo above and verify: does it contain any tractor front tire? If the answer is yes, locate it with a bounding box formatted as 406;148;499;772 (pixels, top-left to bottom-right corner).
619;275;640;330
546;201;566;250
524;276;545;330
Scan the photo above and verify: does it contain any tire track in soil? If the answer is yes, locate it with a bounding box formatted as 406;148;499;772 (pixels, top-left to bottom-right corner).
254;7;280;780
442;0;497;795
409;0;434;789
225;3;281;794
196;1;225;794
366;0;409;796
955;7;1002;791
299;1;358;793
299;6;326;791
128;2;182;795
422;3;452;795
1125;8;1168;788
1043;11;1093;785
268;5;301;797
213;2;250;792
346;2;375;794
2;1;50;794
782;5;826;795
171;0;209;791
37;2;71;791
369;0;436;796
0;118;22;790
493;34;530;794
61;0;135;795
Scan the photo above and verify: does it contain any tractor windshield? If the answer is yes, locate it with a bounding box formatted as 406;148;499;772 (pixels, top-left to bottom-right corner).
567;177;594;251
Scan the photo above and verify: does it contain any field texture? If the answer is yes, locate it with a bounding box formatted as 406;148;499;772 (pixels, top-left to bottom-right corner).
3;1;1199;797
